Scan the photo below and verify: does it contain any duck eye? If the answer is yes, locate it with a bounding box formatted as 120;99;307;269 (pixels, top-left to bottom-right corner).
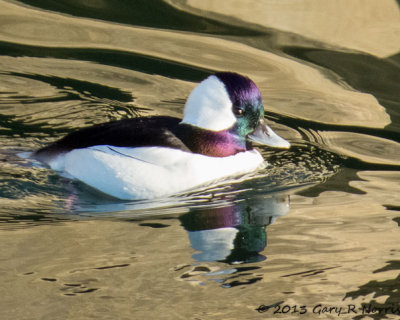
233;108;244;116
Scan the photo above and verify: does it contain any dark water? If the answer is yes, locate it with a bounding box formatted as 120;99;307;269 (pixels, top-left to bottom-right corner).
1;1;400;319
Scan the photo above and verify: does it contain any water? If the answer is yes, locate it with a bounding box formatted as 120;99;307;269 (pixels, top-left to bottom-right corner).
0;0;399;319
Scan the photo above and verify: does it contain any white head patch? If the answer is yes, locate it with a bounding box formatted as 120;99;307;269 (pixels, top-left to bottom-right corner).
181;75;236;131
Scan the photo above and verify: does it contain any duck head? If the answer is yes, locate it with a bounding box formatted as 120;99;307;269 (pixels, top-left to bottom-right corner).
180;72;290;153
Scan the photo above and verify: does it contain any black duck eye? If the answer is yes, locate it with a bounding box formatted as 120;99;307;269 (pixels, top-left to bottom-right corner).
233;107;244;116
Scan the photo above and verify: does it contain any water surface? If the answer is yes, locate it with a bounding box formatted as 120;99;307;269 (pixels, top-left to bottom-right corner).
0;1;400;319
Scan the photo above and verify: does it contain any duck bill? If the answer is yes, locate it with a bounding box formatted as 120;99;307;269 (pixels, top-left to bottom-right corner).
248;119;290;148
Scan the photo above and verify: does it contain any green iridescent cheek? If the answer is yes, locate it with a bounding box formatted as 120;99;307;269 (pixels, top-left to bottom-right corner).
232;99;264;137
235;118;252;136
235;113;260;136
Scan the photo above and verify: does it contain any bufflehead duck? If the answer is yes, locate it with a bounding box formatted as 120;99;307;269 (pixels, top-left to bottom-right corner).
34;72;290;200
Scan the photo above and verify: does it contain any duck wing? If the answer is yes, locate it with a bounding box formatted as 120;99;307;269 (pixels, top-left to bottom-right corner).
34;116;190;160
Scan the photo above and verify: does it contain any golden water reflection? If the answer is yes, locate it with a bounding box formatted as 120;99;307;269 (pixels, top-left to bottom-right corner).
0;1;392;129
179;0;400;58
0;0;399;319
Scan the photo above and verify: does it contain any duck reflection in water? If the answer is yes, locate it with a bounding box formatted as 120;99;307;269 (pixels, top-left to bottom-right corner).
179;194;290;264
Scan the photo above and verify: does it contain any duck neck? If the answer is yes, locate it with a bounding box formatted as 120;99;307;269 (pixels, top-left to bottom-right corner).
177;123;251;157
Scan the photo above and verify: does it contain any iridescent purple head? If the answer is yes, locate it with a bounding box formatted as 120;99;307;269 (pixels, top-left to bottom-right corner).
180;72;290;156
215;72;263;137
215;72;262;108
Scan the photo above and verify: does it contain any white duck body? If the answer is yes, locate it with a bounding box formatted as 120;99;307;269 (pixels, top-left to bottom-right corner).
47;145;265;200
34;72;290;200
